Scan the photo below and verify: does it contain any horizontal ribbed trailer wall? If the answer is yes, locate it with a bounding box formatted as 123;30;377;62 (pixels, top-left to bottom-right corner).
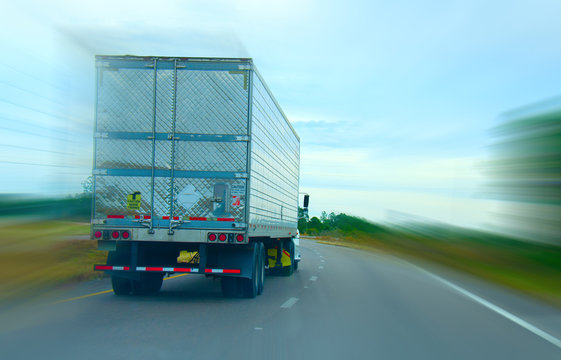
248;70;300;236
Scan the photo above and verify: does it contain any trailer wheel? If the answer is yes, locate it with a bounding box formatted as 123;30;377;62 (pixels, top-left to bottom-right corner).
111;275;132;295
257;242;265;295
132;273;164;295
221;277;239;297
241;243;259;298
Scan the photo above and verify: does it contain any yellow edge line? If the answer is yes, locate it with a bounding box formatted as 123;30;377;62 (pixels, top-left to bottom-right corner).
53;273;189;304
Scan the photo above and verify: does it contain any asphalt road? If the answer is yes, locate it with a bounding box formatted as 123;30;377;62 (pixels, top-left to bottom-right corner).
2;239;561;359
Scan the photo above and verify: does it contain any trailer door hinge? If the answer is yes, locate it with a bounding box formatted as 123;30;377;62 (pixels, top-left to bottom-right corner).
234;173;249;179
95;132;109;139
235;135;249;142
92;169;107;175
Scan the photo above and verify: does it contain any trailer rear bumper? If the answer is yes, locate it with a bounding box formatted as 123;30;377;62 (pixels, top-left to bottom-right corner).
94;265;241;274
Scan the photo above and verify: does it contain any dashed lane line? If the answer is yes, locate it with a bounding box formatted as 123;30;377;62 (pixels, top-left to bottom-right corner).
280;297;299;309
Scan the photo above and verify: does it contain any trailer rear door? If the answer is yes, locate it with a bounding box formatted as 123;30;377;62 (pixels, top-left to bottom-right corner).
93;57;251;231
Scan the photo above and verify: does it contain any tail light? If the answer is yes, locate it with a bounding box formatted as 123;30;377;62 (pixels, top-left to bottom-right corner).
236;234;244;242
218;234;226;242
121;230;130;239
208;233;217;242
94;231;102;239
111;231;120;239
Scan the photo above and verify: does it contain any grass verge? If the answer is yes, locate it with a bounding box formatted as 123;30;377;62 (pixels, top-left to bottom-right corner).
311;224;561;309
0;220;107;302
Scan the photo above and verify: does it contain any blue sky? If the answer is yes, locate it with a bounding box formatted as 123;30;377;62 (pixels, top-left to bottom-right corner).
1;0;560;227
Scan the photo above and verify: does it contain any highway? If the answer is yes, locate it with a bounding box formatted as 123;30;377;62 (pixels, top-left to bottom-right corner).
2;239;561;359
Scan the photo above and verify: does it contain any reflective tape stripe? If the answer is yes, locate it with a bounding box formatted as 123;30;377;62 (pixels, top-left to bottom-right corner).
107;215;125;219
135;267;198;273
94;265;130;271
95;265;200;273
217;218;235;222
146;267;163;271
204;269;241;274
189;217;207;221
223;269;241;274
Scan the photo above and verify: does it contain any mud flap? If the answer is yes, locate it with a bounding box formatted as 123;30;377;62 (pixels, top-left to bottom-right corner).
267;247;291;268
212;244;256;279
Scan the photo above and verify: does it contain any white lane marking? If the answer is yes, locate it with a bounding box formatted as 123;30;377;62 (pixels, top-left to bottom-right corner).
304;286;309;289
280;297;299;309
254;327;263;331
310;276;318;281
318;266;324;269
417;267;561;350
321;259;325;263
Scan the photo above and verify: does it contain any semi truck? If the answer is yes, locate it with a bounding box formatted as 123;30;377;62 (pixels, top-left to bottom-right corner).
91;55;307;298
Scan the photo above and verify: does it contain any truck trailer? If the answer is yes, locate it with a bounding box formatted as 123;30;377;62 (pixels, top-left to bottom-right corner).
91;55;305;298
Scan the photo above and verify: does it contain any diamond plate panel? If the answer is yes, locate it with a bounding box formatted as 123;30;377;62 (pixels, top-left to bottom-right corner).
96;139;170;170
155;68;174;134
173;141;247;172
97;69;155;133
172;178;246;220
94;176;152;217
175;71;248;135
153;177;171;217
155;141;172;170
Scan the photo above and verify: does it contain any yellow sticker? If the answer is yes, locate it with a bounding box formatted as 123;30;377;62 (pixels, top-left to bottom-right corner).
127;191;141;210
177;251;199;264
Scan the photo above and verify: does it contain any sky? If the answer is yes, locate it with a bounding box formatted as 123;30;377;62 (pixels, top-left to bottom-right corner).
1;0;560;229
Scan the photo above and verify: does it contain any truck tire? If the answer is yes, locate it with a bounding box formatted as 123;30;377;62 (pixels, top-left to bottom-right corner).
112;275;132;295
241;243;259;298
132;273;164;295
257;242;265;295
221;277;239;297
282;240;295;277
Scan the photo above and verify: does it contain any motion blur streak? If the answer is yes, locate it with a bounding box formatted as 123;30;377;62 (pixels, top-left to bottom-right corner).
0;3;93;195
482;97;561;244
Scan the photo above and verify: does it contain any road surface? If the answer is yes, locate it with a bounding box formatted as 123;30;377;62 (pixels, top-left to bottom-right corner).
1;239;561;359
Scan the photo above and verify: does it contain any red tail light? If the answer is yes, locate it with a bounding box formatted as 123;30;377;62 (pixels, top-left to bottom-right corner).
94;231;102;239
218;234;226;242
208;233;217;241
121;230;130;239
236;234;244;242
111;231;120;239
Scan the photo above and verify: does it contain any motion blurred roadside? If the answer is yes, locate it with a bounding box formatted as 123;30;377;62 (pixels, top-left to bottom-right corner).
1;0;560;307
482;97;561;245
0;3;98;303
0;193;105;303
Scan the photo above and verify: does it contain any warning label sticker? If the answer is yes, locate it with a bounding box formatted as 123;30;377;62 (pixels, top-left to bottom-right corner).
177;184;202;210
231;184;246;196
231;196;241;207
127;191;141;210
